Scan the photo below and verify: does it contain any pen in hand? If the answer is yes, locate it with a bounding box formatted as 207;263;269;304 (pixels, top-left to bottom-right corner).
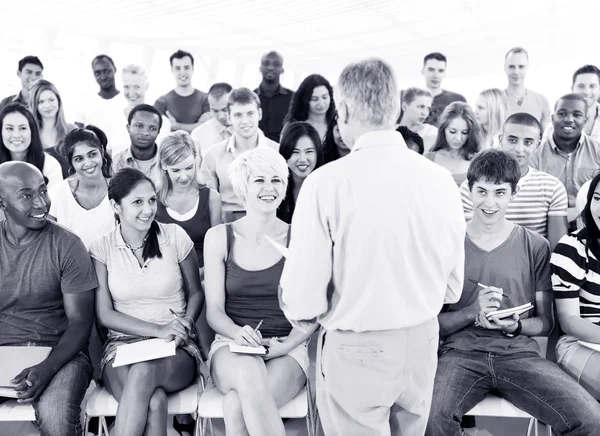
468;279;511;300
253;319;263;335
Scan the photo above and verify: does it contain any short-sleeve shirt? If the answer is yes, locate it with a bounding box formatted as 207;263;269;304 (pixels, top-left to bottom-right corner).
505;88;551;130
425;90;467;126
254;85;294;142
76;93;127;153
442;225;551;354
154;89;210;127
0;220;98;346
112;147;161;186
88;222;193;339
460;168;568;237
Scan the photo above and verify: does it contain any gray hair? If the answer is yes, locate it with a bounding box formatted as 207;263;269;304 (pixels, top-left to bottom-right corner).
336;58;400;126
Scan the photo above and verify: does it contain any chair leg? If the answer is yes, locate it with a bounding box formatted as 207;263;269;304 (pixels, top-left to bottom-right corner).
84;414;90;436
526;418;534;436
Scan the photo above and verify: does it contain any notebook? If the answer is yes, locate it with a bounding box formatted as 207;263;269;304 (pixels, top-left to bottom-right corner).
229;343;268;355
486;302;534;320
112;338;177;368
578;341;600;353
0;346;52;398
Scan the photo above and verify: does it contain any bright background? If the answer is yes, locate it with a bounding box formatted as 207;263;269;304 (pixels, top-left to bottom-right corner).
0;0;598;121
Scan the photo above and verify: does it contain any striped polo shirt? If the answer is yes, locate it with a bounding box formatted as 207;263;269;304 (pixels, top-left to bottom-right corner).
551;231;600;325
460;167;568;237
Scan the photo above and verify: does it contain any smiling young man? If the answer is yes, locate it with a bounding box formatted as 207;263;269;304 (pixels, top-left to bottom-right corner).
191;82;234;157
0;161;97;436
460;113;568;249
426;149;600;436
530;94;600;228
0;56;44;110
112;104;163;185
200;88;279;223
154;50;210;134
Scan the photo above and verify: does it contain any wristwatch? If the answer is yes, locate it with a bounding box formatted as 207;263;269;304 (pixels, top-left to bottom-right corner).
502;320;522;338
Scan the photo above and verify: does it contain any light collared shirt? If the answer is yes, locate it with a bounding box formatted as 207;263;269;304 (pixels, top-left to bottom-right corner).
542;103;600;145
112;146;161;185
530;133;600;207
504;88;552;131
280;130;466;333
200;131;279;213
191;118;234;158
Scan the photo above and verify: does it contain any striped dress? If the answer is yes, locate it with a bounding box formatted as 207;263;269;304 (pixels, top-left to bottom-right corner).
460;167;568;237
551;230;600;325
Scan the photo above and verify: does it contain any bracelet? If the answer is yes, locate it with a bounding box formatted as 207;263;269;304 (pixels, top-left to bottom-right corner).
502;320;522;338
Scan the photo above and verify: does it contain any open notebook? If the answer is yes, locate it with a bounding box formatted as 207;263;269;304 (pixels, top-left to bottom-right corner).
229;343;268;355
0;346;52;398
486;302;534;320
113;338;176;368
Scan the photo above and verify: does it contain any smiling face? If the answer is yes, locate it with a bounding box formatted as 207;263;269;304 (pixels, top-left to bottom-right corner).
591;183;600;231
0;167;49;230
402;95;432;125
112;180;157;233
71;142;104;179
122;72;148;106
165;155;196;189
171;56;193;88
18;63;43;91
470;179;515;226
552;98;587;142
309;86;331;117
500;122;541;171
572;73;600;112
245;170;285;212
444;116;470;150
2;112;32;158
287;135;318;180
230;102;261;139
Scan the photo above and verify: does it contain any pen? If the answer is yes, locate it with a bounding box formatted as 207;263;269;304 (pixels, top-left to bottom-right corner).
254;319;263;334
169;308;190;331
468;279;511;300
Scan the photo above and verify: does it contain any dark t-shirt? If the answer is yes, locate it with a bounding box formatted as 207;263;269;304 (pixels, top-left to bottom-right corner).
426;90;467;126
0;220;98;345
442;225;551;354
255;85;294;142
154;89;209;127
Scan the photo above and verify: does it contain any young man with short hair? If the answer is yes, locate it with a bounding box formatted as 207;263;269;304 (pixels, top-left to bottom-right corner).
426;148;600;436
200;88;279;223
112;104;163;185
460;113;568;249
504;47;552;131
0;161;97;436
254;51;294;142
421;52;466;126
0;56;44;110
154;50;210;133
191;82;234;157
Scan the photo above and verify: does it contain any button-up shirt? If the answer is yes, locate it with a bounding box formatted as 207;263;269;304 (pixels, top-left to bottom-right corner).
542;103;600;145
112;146;161;185
191;118;234;158
255;85;294;142
200;131;279;213
280;130;466;332
530;134;600;207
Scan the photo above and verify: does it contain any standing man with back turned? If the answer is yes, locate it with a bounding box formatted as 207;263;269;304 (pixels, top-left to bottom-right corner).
280;58;466;436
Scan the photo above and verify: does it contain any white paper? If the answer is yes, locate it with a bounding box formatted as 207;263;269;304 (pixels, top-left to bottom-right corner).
486;303;534;320
265;235;289;258
578;340;600;353
228;343;268;355
0;387;18;398
0;346;52;387
112;338;176;368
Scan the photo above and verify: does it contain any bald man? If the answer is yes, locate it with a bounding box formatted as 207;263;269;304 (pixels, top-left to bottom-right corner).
0;162;97;436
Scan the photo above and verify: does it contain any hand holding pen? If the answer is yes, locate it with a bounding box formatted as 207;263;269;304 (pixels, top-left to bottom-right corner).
165;308;194;346
234;319;263;347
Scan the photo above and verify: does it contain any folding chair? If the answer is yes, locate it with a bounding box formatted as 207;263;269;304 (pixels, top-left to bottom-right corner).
196;377;317;436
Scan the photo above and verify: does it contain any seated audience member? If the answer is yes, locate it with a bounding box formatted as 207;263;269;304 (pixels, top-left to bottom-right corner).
0;55;43;110
421;52;466;126
49;126;115;249
474;88;508;148
283;74;336;141
203;147;315;436
460;113;568;249
277;121;323;223
426;149;600;436
503;47;551;131
0;103;62;188
154;50;210;133
89;168;204;436
543;65;600;144
200;88;279;223
255;51;294;142
29;79;75;178
156;131;222;278
191;83;234;157
397;125;425;154
322;115;350;163
107;64;171;155
530;94;600;226
425;101;482;186
397;87;437;152
576;180;591;227
552;172;600;400
112;104;163;185
76;55;124;151
0;161;97;436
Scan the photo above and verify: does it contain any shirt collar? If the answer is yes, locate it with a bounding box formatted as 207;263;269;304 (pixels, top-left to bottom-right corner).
13;92;25;103
113;223;170;248
351;130;408;153
213;118;234;135
125;146;159;164
255;84;289;96
547;132;586;155
226;130;269;154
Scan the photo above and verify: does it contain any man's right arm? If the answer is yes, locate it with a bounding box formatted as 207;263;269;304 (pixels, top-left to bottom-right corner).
199;150;219;191
154;96;167;116
439;288;502;338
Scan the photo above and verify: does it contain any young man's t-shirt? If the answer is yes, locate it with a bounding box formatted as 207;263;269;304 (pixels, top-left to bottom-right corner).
0;220;98;346
425;90;467;126
442;225;551;354
154;89;210;127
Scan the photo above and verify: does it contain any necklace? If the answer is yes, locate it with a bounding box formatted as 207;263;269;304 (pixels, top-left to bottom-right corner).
122;232;150;252
505;89;526;106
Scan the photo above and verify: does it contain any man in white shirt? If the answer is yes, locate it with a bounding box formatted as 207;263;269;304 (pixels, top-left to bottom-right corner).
190;82;234;157
280;58;466;436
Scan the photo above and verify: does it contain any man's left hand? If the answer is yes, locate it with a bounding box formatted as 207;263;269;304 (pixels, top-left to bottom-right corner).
11;361;56;403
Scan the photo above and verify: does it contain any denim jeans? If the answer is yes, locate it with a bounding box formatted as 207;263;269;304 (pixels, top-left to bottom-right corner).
11;343;93;436
425;348;600;436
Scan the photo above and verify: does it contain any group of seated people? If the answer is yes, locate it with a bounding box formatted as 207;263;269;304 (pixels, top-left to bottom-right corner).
2;45;600;436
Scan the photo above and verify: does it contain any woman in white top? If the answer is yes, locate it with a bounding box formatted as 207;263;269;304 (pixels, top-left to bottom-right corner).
474;88;508;149
49;126;115;248
398;87;438;152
